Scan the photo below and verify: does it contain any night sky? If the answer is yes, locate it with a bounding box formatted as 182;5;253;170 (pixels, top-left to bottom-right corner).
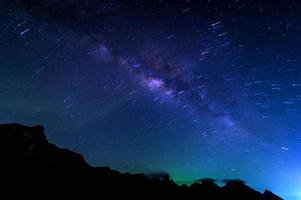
1;0;301;199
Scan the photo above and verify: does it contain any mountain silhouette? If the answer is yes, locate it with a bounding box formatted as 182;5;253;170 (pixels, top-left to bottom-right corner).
0;123;283;199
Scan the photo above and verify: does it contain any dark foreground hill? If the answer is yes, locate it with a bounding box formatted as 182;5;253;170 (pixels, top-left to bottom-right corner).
0;123;282;199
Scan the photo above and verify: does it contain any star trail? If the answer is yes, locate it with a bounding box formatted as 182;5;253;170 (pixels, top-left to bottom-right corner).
0;1;300;199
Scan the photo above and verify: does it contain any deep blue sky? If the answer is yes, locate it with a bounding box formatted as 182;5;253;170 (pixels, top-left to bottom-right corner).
0;1;301;199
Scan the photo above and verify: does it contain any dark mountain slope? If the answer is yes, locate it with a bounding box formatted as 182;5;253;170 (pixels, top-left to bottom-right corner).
0;123;282;199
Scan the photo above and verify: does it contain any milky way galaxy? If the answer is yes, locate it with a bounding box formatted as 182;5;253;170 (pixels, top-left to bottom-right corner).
0;1;301;199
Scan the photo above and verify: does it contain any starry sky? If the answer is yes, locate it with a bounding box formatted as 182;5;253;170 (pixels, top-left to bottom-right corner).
0;0;301;199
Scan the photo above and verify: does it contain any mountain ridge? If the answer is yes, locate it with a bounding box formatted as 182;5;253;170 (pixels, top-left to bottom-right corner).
0;123;283;199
